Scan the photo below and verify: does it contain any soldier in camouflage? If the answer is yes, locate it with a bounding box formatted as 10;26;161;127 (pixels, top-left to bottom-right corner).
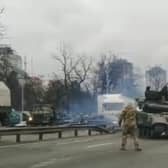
119;103;142;151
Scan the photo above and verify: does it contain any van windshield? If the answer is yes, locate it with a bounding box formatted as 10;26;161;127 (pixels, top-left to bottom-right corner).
103;103;124;111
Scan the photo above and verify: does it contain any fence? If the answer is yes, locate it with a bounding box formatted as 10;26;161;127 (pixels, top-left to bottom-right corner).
0;125;111;143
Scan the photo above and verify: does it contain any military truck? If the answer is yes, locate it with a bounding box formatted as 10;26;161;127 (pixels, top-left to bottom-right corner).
136;86;168;138
27;104;54;126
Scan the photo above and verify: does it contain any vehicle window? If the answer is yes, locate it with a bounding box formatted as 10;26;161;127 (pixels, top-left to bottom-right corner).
103;103;124;111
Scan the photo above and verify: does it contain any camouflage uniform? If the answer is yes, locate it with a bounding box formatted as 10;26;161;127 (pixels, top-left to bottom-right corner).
119;104;141;151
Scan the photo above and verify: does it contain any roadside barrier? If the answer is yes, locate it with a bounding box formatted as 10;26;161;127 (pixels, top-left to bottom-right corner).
0;125;112;143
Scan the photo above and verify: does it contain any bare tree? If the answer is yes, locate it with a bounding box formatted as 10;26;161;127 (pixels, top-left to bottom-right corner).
52;43;92;112
53;43;92;87
93;53;115;94
73;55;92;85
146;66;167;91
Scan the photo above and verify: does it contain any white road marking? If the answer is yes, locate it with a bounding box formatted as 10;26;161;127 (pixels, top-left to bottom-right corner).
0;143;29;149
87;142;114;149
58;139;93;145
0;134;116;149
30;157;71;168
0;138;94;149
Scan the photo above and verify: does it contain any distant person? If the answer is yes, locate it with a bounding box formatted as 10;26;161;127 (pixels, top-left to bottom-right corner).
118;103;142;151
145;86;150;99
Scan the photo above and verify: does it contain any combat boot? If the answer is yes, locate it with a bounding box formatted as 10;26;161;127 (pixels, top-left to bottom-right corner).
134;142;142;151
135;147;142;151
120;145;127;151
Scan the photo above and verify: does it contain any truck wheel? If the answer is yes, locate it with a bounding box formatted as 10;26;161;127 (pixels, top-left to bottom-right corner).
151;124;166;138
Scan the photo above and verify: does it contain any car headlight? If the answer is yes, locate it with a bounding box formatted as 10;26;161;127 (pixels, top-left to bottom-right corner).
29;117;33;121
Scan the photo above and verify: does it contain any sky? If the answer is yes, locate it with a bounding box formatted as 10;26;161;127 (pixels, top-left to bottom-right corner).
1;0;168;77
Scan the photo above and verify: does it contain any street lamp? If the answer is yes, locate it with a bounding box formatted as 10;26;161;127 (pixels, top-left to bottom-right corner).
17;74;25;122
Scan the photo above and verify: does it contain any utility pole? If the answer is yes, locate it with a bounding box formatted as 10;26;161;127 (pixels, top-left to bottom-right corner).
106;64;110;94
24;56;27;73
31;56;34;76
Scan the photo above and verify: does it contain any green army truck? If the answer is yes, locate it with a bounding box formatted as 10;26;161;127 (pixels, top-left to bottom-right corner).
27;104;54;126
0;82;53;127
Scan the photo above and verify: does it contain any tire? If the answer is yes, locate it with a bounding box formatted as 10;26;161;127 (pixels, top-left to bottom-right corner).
150;124;166;138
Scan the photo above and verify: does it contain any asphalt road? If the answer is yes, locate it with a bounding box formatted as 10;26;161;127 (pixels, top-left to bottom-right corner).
0;133;168;168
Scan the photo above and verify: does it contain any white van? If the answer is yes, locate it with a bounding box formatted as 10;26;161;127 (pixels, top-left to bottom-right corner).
97;94;133;118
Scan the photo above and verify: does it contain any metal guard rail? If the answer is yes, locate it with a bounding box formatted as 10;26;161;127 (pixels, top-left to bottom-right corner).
0;125;111;143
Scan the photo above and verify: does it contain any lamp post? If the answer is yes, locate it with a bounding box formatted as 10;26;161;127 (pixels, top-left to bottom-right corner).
18;74;25;122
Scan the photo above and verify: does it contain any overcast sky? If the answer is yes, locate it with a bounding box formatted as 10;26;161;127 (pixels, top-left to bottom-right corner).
1;0;168;76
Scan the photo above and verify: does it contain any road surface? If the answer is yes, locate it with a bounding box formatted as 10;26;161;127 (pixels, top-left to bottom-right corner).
0;133;168;168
